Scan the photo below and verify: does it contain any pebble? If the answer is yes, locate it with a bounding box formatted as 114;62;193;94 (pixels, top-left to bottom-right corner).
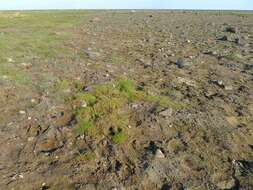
20;62;32;68
224;85;233;91
225;26;237;33
210;79;224;88
235;36;243;45
159;108;173;117
2;75;8;79
81;101;87;108
131;103;139;109
19;110;26;115
155;149;165;158
28;137;34;142
31;99;36;103
7;58;14;62
18;174;24;179
84;48;101;60
84;86;93;92
218;35;228;41
176;58;186;68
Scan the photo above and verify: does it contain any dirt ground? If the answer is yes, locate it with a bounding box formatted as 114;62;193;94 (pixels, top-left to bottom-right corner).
0;11;252;190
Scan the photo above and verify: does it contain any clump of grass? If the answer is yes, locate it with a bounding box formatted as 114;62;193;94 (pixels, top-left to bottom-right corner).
117;78;135;100
56;79;70;91
76;151;96;162
78;93;97;106
224;53;242;61
0;63;29;85
73;78;185;144
145;94;185;109
111;128;128;144
75;119;95;136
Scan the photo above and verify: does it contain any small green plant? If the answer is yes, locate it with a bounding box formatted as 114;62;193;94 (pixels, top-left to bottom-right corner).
76;151;96;161
56;79;70;91
78;93;97;106
75;119;94;135
112;128;128;144
145;94;185;109
117;79;136;100
73;78;185;144
224;53;242;61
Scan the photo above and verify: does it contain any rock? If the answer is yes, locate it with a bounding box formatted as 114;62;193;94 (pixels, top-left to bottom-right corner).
28;137;34;142
20;62;32;69
84;48;101;60
155;149;165;158
224;85;233;91
176;58;186;68
210;79;224;88
233;160;253;177
235;36;243;45
131;103;139;109
177;77;197;87
225;26;238;33
161;183;171;190
30;98;36;103
216;178;235;190
244;64;253;71
83;86;93;92
7;57;14;62
19;110;26;115
203;50;217;56
217;35;228;41
159;108;173;117
41;182;50;190
81;101;87;108
136;58;152;68
90;17;101;22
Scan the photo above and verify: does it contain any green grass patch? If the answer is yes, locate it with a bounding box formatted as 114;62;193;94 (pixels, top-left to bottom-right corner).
0;63;29;85
112;129;128;144
75;119;95;136
73;78;185;143
224;53;242;61
0;11;87;63
56;79;71;91
76;151;96;162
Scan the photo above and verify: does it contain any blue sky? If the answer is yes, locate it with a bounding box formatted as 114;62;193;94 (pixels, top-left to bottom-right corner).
0;0;252;10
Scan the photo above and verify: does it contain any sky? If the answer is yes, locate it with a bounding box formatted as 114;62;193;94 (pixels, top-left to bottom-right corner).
0;0;252;10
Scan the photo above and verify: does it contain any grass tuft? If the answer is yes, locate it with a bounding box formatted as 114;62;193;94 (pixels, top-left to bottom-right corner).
73;78;185;143
75;119;95;136
112;128;128;144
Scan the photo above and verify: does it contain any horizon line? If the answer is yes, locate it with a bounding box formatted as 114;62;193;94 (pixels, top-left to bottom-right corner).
0;8;253;11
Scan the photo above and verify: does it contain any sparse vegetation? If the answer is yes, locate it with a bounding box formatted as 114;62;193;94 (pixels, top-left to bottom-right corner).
1;11;252;190
112;129;128;144
73;78;183;143
76;151;96;161
224;53;242;61
75;119;95;136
